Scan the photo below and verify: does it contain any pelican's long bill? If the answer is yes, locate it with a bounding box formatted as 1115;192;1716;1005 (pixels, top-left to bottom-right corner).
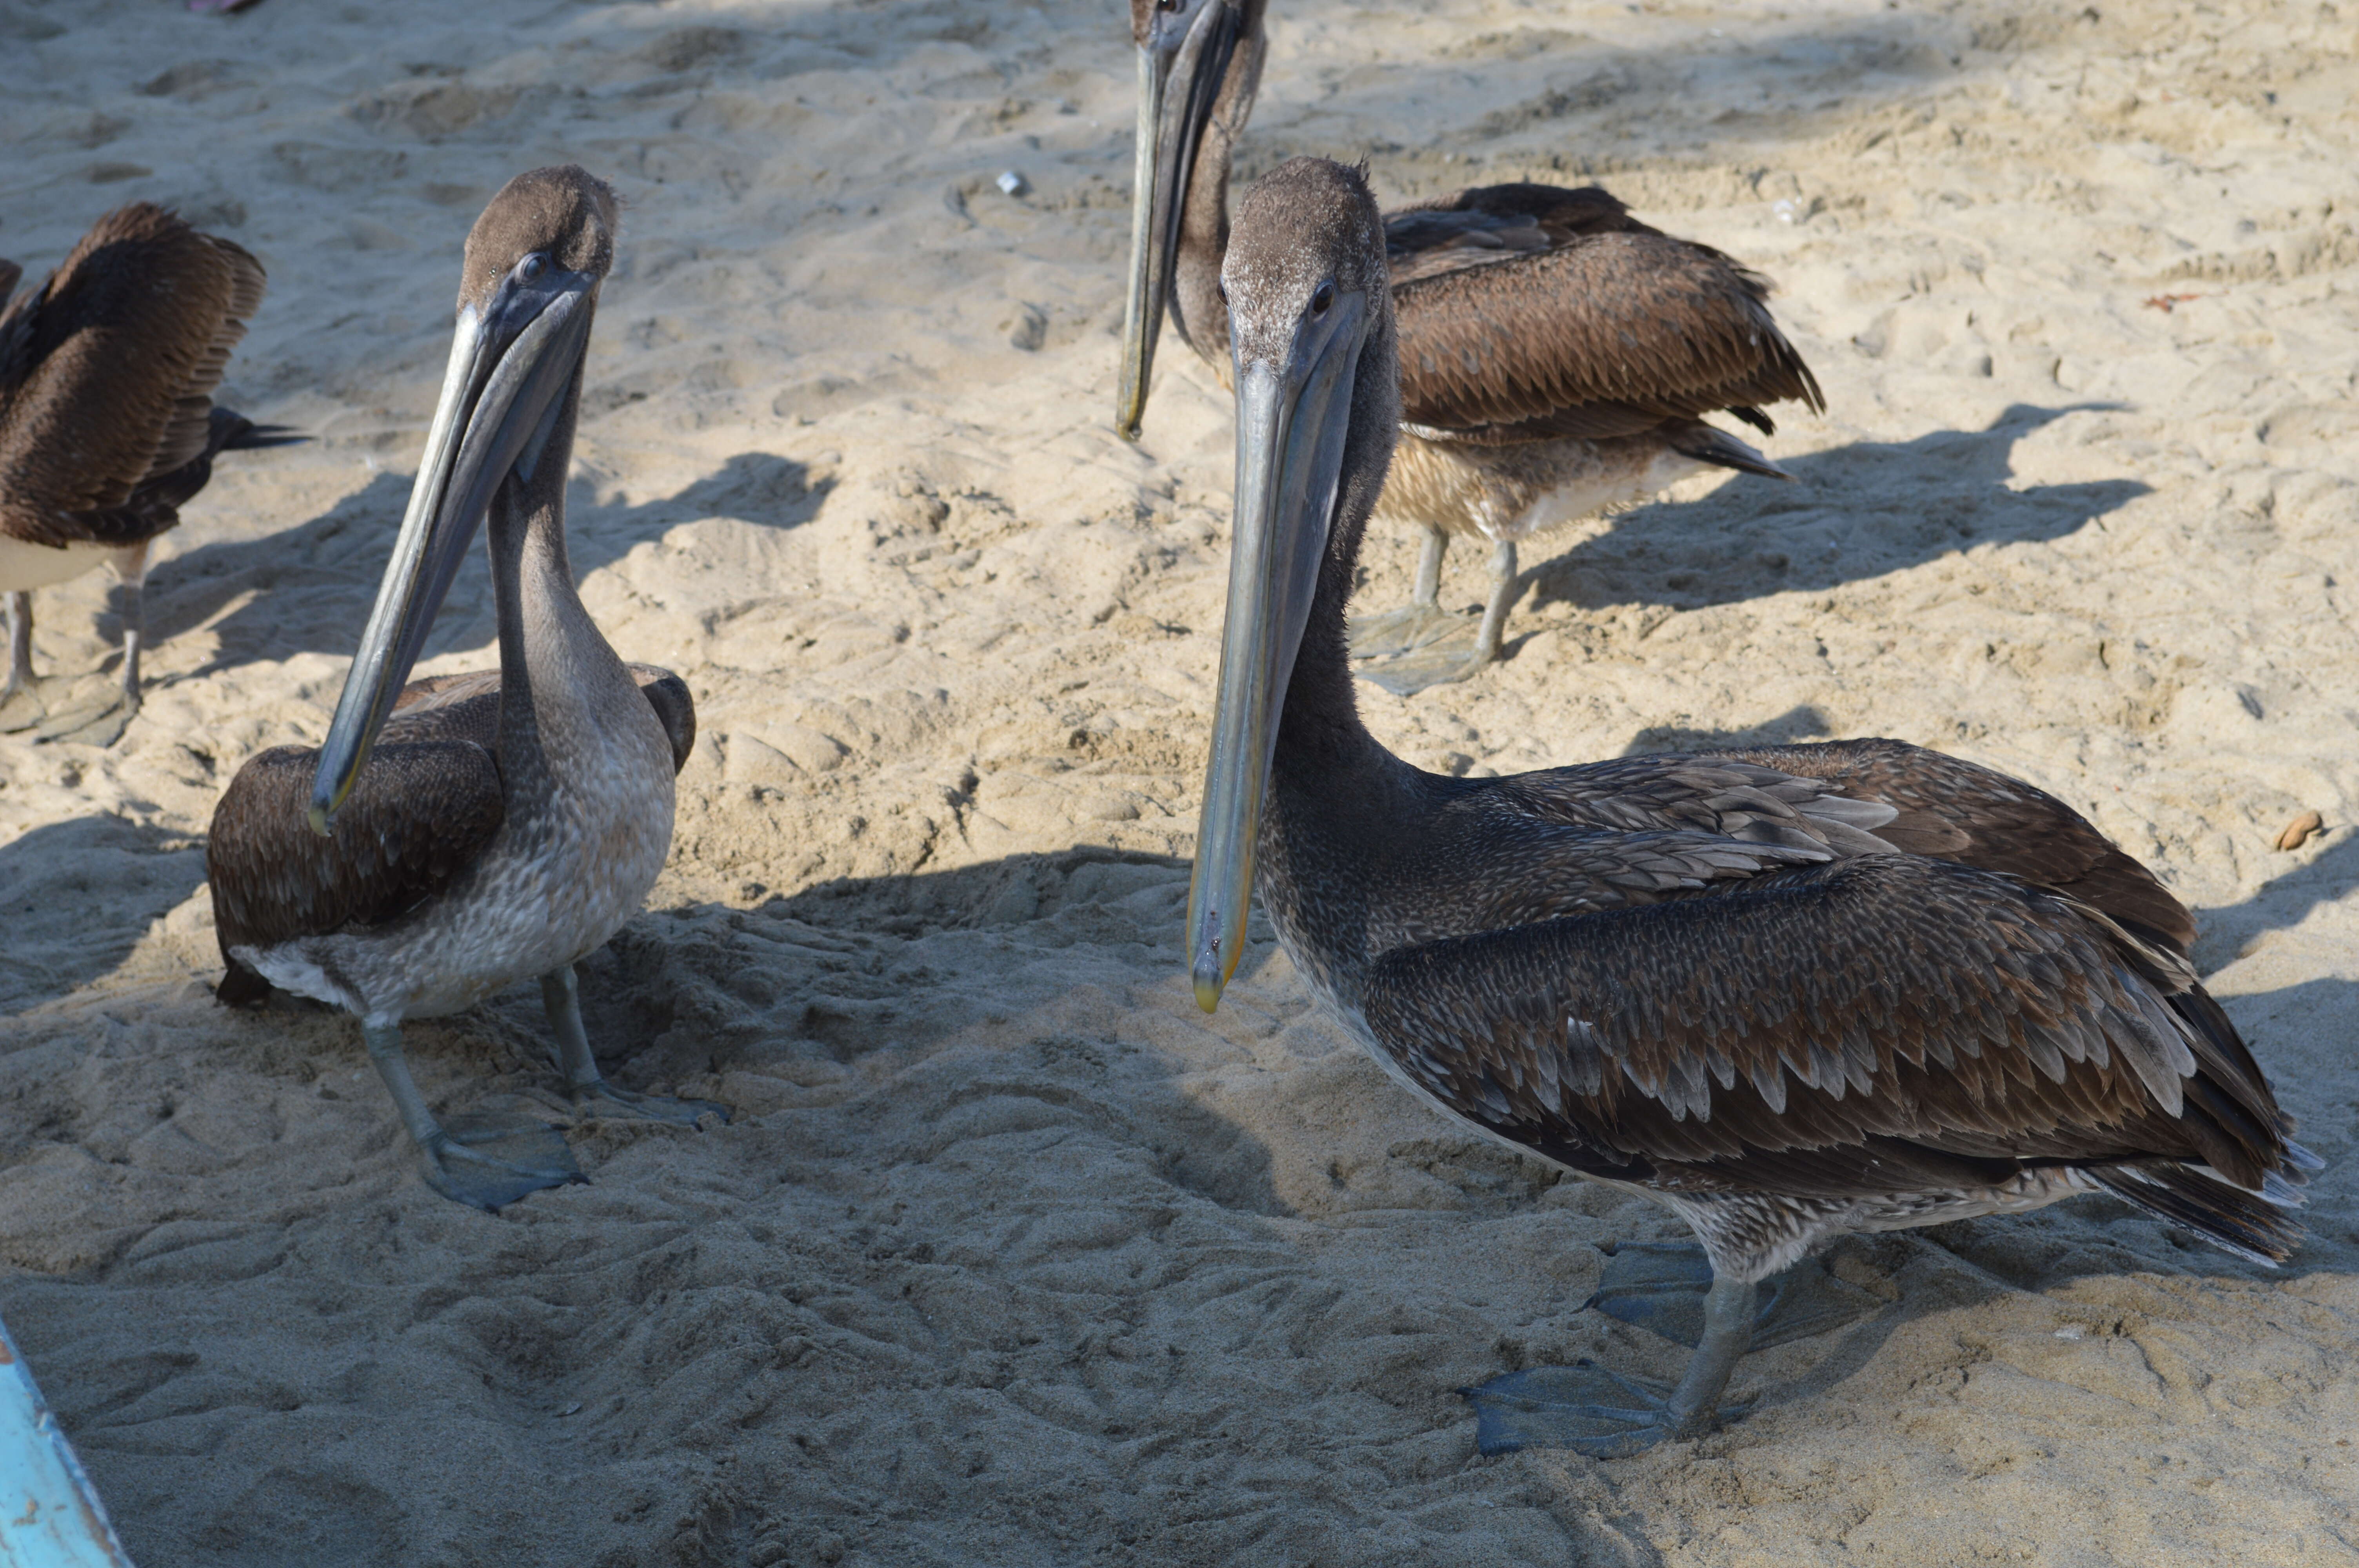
1116;0;1242;441
306;262;596;835
1187;286;1366;1011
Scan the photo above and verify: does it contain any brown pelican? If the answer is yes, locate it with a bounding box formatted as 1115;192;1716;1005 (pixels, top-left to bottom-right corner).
0;203;294;743
1192;158;2313;1454
205;167;722;1210
1119;0;1824;693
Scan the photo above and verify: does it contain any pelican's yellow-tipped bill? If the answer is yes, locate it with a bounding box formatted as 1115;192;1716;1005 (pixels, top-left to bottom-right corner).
1185;289;1366;1011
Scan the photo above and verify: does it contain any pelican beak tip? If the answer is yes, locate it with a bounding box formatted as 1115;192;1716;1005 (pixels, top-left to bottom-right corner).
1192;958;1225;1014
305;801;334;839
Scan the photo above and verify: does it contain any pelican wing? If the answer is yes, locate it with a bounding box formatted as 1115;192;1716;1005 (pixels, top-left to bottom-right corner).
1359;855;2297;1233
0;205;266;548
1700;737;2198;955
1385;183;1657;284
207;732;505;1001
1390;218;1823;443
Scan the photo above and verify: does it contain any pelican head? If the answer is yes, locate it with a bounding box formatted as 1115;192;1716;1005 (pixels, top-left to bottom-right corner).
1187;158;1398;1010
309;165;617;835
1116;0;1263;440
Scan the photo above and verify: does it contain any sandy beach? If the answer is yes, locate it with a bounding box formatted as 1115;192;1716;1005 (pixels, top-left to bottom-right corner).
2;0;2357;1561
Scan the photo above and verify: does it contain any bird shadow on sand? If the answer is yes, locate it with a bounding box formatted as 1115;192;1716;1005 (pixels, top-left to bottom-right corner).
1616;704;1837;758
1505;403;2142;641
2190;831;2359;977
0;814;206;1016
140;452;831;677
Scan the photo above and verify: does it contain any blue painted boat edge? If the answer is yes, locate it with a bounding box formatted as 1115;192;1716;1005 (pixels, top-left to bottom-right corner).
0;1312;134;1568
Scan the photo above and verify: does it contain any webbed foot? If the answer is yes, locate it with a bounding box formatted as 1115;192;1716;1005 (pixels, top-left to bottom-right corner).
420;1113;586;1210
1347;602;1473;662
1352;639;1492;696
542;964;729;1132
0;687;40;733
1588;1242;1879;1351
1463;1272;1765;1456
572;1080;729;1128
33;691;135;748
1460;1359;1750;1457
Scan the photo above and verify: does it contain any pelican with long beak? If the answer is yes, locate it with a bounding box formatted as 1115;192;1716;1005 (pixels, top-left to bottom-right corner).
1194;158;2314;1454
1120;0;1823;694
205;167;721;1210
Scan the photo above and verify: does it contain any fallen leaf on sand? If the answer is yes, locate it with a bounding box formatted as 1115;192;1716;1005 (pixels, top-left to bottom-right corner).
2275;810;2324;851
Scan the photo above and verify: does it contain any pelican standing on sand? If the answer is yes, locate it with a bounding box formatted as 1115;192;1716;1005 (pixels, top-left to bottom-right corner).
0;203;294;743
1192;158;2314;1453
206;167;722;1210
1120;0;1824;693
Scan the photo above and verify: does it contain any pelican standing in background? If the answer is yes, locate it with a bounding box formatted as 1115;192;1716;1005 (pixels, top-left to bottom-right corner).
1192;158;2312;1453
207;167;722;1210
0;203;295;743
1120;0;1824;693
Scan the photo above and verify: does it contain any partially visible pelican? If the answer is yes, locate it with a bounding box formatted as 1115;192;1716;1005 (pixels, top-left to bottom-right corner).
0;203;295;743
1192;157;2312;1454
1119;0;1823;693
206;167;722;1210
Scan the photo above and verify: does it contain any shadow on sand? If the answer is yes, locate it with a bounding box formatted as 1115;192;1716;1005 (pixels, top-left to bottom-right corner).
1514;403;2144;633
140;452;832;677
0;814;207;1016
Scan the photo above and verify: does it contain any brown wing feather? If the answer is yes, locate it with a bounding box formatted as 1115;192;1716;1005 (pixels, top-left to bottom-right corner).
1385;183;1658;284
1703;738;2197;954
208;662;695;1004
207;732;505;1001
0;205;266;549
1391;220;1823;440
1361;855;2295;1220
389;662;693;768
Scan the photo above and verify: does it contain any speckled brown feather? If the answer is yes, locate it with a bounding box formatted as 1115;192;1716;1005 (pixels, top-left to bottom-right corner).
1322;748;2295;1255
1360;854;2288;1208
1389;215;1824;442
209;662;694;1004
0;204;267;549
1703;737;2197;954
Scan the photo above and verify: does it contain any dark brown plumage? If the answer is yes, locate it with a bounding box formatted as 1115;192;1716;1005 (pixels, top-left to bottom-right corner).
209;664;694;1007
1194;157;2310;1453
1386;189;1823;445
0;202;290;737
0;204;267;547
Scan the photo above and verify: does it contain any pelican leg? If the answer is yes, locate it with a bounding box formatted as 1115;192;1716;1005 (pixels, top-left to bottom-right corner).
33;545;149;746
1411;524;1448;608
0;592;36;728
362;1020;583;1210
1458;1277;1760;1457
113;541;147;712
542;964;729;1128
1470;538;1520;666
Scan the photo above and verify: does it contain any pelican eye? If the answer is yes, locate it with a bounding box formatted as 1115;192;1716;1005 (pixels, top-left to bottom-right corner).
1310;281;1335;318
518;253;549;284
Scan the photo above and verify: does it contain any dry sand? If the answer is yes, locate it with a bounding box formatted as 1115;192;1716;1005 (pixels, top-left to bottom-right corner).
2;0;2358;1563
